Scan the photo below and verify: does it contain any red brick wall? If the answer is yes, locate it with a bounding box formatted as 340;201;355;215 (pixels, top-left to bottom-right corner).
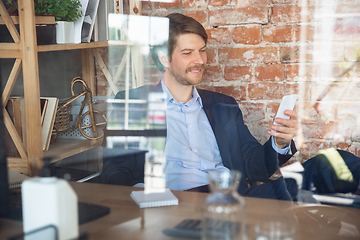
96;0;360;162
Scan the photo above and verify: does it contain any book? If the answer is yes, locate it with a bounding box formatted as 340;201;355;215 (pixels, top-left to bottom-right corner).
74;0;90;43
8;170;31;189
130;188;179;208
41;97;59;151
81;0;100;43
20;97;52;150
40;98;48;126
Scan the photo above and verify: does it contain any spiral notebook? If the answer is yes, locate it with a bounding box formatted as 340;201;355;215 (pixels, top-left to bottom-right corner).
8;170;31;189
131;188;178;208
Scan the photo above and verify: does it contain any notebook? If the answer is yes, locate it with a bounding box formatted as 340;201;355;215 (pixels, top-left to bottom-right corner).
130;188;178;208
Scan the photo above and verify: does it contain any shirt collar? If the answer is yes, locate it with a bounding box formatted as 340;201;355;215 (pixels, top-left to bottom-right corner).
160;79;203;107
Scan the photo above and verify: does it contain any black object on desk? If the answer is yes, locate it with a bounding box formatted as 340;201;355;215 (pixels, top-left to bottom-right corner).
100;148;147;186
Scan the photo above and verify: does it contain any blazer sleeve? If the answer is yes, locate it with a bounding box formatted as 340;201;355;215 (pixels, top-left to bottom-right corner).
214;100;296;181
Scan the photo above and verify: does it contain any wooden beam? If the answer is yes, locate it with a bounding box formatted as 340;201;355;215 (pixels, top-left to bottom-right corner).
3;110;27;159
92;49;120;95
0;49;21;58
7;157;28;175
81;49;95;93
0;42;21;51
2;58;22;105
0;0;20;43
0;15;56;25
18;0;43;175
129;0;141;15
0;43;21;59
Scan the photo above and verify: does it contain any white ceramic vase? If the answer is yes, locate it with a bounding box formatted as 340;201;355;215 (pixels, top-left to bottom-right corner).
56;21;75;44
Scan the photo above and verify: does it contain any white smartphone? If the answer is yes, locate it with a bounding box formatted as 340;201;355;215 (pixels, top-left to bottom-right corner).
272;94;298;131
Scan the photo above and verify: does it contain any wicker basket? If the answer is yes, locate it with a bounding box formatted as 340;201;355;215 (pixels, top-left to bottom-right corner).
53;100;72;132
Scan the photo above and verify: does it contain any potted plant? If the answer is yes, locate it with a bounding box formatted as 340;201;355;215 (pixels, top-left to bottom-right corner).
52;0;83;44
6;0;82;44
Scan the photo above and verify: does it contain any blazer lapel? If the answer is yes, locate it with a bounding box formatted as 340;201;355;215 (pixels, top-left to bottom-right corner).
198;90;234;169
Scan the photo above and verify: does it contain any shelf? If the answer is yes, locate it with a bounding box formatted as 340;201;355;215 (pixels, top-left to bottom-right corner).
37;40;136;52
37;41;109;52
44;138;103;164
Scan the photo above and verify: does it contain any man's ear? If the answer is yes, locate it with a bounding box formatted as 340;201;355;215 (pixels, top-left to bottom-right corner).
158;51;169;69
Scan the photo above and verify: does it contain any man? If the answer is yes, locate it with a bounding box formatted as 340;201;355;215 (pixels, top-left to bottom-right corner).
115;13;299;200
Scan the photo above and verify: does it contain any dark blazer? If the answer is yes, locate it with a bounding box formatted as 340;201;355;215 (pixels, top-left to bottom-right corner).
114;83;297;200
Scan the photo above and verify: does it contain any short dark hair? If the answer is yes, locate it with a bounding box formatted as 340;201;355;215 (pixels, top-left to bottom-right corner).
150;13;208;72
167;13;208;59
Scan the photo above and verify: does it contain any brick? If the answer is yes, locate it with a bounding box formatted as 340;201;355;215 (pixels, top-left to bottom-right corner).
285;63;320;81
280;45;343;63
348;143;360;157
206;49;216;64
263;25;294;43
141;1;152;11
233;26;261;45
271;0;298;4
301;121;336;140
294;25;315;42
209;0;232;7
280;46;314;63
239;0;271;6
224;66;252;81
218;0;271;7
153;0;181;9
210;85;247;101
183;0;208;9
335;142;352;151
209;7;268;26
255;64;285;81
206;28;232;45
203;66;223;82
183;11;208;26
219;47;278;64
248;82;298;100
271;6;302;23
265;101;280;119
298;140;331;161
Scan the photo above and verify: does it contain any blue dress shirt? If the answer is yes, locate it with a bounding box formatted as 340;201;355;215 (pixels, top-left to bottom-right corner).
161;80;290;191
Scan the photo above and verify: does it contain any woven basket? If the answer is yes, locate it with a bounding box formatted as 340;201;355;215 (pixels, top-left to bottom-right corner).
54;100;71;132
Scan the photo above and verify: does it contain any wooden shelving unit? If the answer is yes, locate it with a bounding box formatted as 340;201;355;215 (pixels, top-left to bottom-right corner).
0;1;105;175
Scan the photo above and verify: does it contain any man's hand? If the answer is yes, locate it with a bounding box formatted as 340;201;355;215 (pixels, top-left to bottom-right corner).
267;110;299;149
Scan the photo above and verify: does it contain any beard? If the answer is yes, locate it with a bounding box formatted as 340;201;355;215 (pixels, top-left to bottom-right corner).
168;64;206;86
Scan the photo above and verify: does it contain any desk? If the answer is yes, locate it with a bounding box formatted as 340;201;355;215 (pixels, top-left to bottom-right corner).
1;182;360;240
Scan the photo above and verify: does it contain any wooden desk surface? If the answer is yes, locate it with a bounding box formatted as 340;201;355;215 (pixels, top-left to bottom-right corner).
1;182;360;240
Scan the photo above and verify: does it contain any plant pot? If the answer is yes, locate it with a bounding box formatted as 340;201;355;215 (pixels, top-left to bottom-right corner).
0;24;56;45
56;21;75;44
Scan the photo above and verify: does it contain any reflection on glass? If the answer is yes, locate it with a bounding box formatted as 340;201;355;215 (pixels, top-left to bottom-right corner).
106;14;169;192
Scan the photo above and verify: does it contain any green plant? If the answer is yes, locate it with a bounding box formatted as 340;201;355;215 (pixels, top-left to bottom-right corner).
7;0;82;22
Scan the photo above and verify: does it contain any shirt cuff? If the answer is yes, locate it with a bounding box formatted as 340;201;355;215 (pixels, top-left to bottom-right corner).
271;136;292;155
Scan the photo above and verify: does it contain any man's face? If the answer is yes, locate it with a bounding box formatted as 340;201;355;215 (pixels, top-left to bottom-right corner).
167;33;207;86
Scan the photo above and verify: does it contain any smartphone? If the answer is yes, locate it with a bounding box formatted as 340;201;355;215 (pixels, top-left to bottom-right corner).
272;94;297;131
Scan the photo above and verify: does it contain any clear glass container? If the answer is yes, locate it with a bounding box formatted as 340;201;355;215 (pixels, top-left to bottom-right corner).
202;170;247;240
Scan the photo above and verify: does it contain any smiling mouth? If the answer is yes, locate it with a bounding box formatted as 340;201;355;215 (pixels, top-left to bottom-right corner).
187;65;205;74
189;69;202;73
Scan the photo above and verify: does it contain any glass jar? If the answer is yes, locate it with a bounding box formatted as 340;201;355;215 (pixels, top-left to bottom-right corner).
202;170;247;240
